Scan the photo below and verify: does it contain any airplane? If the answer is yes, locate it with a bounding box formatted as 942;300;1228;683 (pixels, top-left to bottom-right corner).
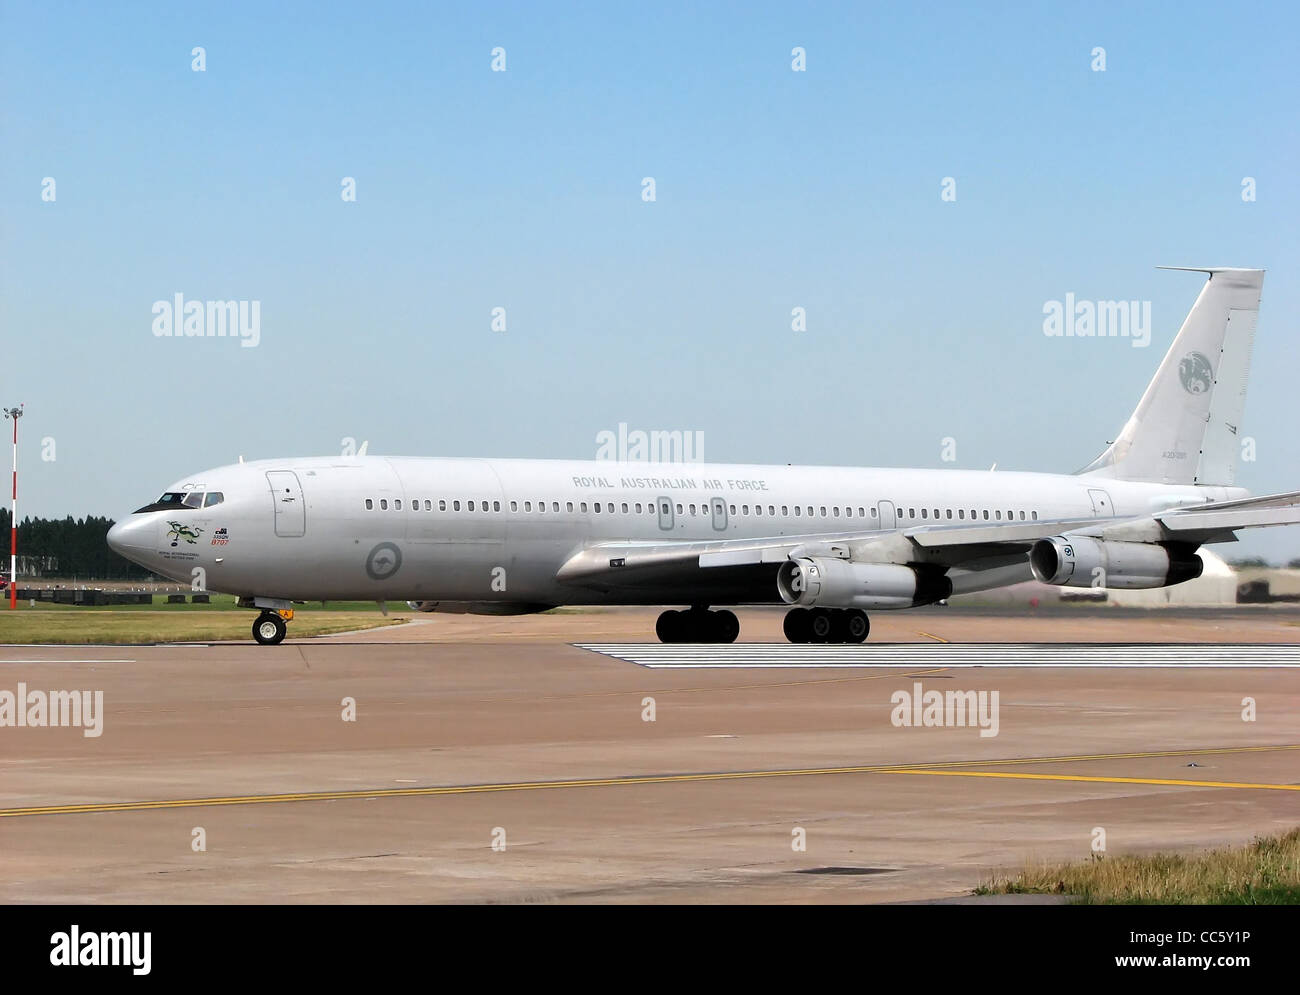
107;267;1300;646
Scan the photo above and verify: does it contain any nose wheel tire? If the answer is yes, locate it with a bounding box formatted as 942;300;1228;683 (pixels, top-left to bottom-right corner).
253;611;288;645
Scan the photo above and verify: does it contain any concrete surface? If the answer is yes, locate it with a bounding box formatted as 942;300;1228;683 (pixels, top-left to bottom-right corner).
1;607;1297;904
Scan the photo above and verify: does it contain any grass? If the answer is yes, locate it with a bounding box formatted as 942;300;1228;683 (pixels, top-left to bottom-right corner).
975;828;1300;904
0;595;408;643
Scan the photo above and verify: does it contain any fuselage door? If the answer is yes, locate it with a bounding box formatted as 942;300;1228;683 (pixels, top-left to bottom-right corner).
1087;488;1114;518
711;497;728;531
877;500;897;531
267;470;306;537
657;496;674;531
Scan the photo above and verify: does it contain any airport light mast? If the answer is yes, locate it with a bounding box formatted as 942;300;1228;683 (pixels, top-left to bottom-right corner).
4;404;21;610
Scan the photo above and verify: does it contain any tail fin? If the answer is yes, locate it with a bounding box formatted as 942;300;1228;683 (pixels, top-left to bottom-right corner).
1078;267;1264;486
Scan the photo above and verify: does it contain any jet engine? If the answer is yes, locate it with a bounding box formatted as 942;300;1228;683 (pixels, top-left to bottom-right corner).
776;558;952;610
1029;536;1202;589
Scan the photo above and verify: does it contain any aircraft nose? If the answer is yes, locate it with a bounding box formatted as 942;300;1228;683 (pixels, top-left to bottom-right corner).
107;517;154;555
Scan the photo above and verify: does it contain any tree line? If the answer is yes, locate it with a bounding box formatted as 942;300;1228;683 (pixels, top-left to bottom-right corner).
0;509;154;580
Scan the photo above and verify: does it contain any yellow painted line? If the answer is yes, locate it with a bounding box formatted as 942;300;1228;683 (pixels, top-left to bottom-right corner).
903;743;1300;770
3;743;1297;819
916;631;950;643
881;769;1300;791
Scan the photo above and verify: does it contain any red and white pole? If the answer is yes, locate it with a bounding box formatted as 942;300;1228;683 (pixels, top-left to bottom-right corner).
5;405;21;610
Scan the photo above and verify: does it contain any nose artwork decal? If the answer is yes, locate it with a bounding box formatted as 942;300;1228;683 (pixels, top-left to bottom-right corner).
167;521;205;547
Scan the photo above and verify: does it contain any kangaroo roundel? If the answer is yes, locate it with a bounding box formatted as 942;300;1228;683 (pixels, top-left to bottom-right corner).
1178;351;1214;395
365;542;402;580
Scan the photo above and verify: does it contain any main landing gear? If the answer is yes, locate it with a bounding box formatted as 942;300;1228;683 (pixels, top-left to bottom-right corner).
252;609;292;645
655;607;740;644
783;607;869;644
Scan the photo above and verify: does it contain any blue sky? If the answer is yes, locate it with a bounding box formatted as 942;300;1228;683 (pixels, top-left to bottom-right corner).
2;1;1298;559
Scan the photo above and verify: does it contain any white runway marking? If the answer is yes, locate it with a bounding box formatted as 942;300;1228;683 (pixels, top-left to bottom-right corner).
0;658;136;665
575;643;1300;669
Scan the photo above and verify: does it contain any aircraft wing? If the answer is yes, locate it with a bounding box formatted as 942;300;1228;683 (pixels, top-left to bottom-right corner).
555;489;1300;590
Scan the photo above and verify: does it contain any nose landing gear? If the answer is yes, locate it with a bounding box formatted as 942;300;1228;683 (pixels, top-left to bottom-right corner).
655;607;740;643
783;607;869;644
252;610;291;645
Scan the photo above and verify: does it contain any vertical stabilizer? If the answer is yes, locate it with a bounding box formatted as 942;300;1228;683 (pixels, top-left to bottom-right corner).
1079;267;1263;486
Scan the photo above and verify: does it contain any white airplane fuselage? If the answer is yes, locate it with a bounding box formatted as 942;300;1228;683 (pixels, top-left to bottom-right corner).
106;455;1244;606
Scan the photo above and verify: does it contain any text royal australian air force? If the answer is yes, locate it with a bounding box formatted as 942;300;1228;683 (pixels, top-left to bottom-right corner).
571;475;771;491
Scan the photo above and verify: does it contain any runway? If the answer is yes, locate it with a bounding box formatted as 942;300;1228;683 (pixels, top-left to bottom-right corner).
0;608;1298;903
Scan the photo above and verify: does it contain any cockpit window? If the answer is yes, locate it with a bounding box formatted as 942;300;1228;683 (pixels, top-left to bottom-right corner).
204;491;224;507
133;491;209;514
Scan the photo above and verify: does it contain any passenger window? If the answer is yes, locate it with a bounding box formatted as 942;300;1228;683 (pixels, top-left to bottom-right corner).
820;506;827;517
538;501;545;513
807;507;813;517
958;509;965;519
729;504;736;515
921;509;928;519
858;507;865;517
467;500;475;511
782;506;789;516
525;501;532;512
380;499;389;510
607;503;613;514
412;500;419;512
833;507;840;517
946;509;952;519
742;505;749;515
995;510;1002;520
494;501;501;512
553;502;559;512
1019;510;1026;520
581;502;588;512
934;509;939;519
870;507;877;517
635;503;642;513
622;503;629;513
452;500;460;511
510;501;518;512
676;504;683;514
794;506;802;516
1032;511;1039;520
365;499;373;510
982;510;989;520
909;508;915;519
439;500;447;511
567;502;574;512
